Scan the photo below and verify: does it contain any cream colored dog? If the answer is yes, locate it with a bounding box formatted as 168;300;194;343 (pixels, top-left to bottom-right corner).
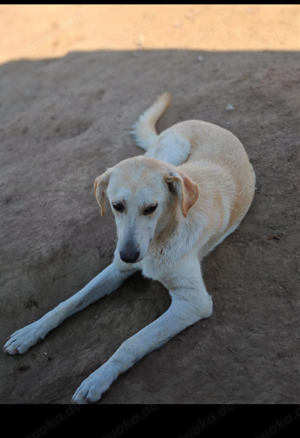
3;93;255;403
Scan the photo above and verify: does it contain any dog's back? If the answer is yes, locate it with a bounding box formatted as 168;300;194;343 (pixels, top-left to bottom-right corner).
131;93;255;253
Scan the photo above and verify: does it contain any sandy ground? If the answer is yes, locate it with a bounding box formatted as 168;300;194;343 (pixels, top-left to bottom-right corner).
0;5;300;404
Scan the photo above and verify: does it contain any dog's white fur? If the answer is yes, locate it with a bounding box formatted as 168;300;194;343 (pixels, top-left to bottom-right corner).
3;93;255;403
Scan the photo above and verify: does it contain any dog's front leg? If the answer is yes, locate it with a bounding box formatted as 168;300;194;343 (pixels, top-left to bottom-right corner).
71;255;212;403
3;258;138;355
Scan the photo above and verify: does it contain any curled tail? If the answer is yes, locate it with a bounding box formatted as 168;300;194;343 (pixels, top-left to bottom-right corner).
130;92;172;151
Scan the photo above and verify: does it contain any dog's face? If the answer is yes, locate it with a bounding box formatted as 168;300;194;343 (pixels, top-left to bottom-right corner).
94;157;199;263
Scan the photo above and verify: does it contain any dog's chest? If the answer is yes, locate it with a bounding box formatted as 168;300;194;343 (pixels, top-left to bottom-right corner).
140;250;168;281
141;256;161;280
140;241;175;281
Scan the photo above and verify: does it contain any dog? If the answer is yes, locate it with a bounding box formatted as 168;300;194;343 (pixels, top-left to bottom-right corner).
3;93;255;403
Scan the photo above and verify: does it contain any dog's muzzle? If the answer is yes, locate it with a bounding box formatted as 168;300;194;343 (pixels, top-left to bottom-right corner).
120;249;140;264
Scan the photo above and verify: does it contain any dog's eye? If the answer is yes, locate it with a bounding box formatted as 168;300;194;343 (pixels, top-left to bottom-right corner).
144;204;157;215
112;203;124;212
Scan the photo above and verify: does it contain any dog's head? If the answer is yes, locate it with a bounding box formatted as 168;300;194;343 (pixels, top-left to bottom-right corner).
94;157;199;264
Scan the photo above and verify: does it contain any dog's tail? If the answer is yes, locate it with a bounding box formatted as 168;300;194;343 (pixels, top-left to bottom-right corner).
130;92;172;151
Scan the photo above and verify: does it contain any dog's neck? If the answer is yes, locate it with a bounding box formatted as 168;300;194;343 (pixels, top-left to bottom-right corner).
153;200;180;244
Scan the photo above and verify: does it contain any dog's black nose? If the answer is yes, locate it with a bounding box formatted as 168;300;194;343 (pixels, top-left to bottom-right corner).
120;250;140;264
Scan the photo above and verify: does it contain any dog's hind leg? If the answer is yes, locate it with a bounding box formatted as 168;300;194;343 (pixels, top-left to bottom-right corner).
71;254;212;404
146;130;191;166
131;92;191;166
3;258;139;355
130;92;172;151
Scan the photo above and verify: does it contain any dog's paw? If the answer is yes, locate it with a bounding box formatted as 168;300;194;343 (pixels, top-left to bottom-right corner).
71;363;118;404
3;322;45;355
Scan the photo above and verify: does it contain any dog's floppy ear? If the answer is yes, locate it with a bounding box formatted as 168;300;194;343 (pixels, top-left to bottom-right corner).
94;169;111;216
164;170;199;218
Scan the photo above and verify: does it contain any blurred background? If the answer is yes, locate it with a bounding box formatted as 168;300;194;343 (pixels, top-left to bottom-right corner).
1;5;300;407
1;4;300;62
